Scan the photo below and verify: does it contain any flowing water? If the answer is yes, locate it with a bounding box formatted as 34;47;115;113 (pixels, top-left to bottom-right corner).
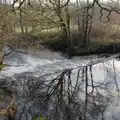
0;47;120;120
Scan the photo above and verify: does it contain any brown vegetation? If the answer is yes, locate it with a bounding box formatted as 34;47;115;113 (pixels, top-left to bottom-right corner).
0;94;17;120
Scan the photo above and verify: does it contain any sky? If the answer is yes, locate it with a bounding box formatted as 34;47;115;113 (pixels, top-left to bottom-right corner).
3;0;120;6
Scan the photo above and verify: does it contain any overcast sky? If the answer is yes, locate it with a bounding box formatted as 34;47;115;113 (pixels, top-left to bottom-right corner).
4;0;120;5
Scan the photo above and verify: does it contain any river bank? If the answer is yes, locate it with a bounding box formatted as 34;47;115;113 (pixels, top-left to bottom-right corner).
42;39;120;56
6;33;120;57
26;33;120;57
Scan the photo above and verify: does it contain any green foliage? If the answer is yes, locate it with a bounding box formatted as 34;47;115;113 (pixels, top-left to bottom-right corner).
0;64;6;71
36;117;47;120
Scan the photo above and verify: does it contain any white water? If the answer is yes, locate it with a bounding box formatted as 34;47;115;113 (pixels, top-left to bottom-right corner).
0;49;120;120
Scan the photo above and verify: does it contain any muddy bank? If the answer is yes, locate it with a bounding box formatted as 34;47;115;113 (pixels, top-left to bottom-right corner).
42;39;120;56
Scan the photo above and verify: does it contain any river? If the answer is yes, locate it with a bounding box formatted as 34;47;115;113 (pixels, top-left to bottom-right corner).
0;47;120;120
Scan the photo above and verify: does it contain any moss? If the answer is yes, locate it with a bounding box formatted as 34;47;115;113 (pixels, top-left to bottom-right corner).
0;64;6;71
35;117;47;120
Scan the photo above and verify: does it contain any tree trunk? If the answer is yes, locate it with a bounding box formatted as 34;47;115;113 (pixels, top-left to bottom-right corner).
57;0;71;44
0;46;3;64
83;0;90;47
76;0;81;32
25;27;28;34
19;0;24;36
